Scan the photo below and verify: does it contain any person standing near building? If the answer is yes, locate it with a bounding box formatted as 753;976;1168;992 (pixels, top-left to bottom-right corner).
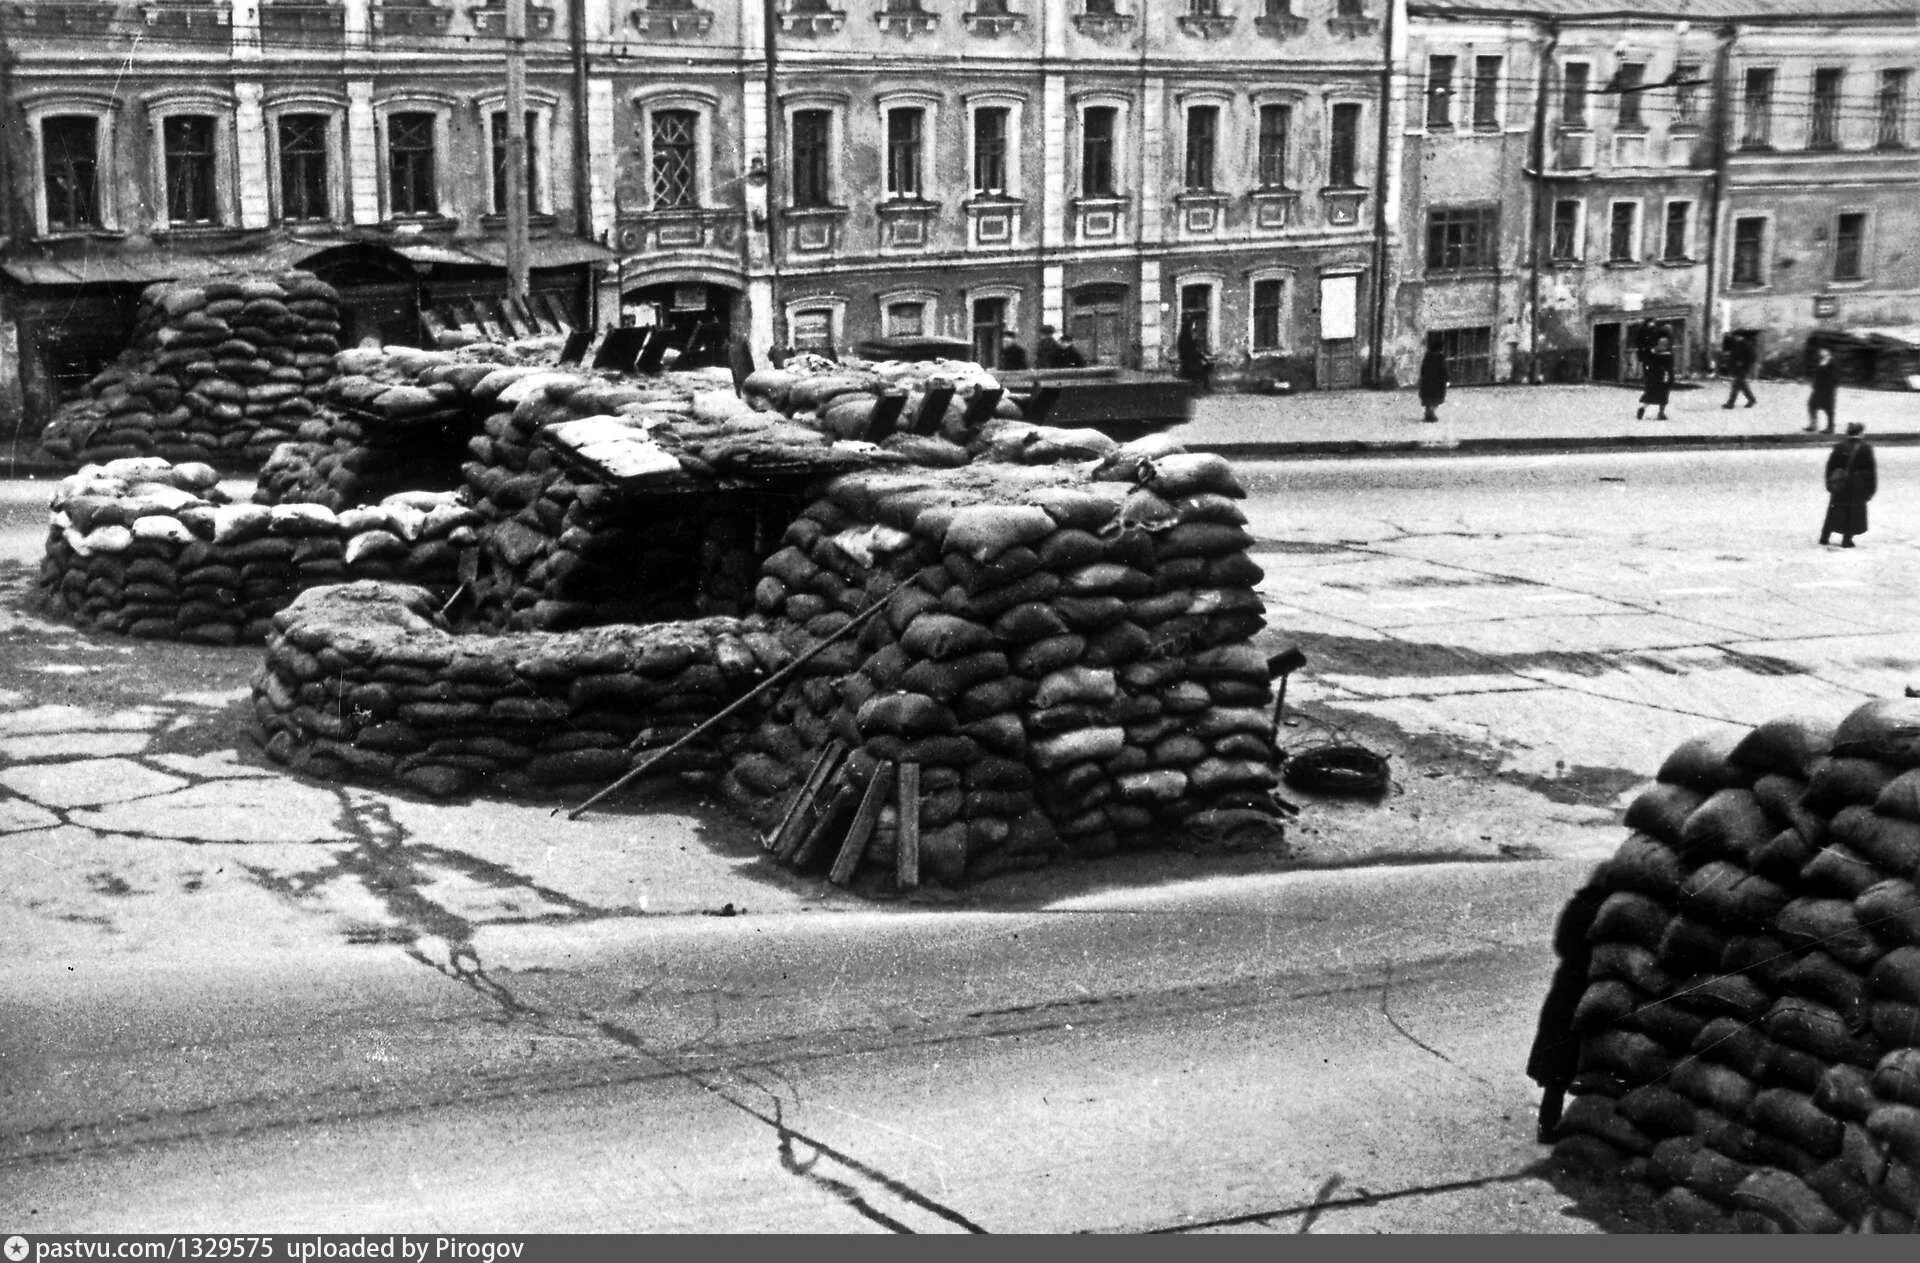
1054;331;1086;368
1721;331;1758;409
1527;878;1612;1143
1418;336;1449;424
1820;422;1876;548
1177;314;1214;393
1805;345;1840;433
998;330;1029;371
1034;324;1063;369
1636;333;1674;420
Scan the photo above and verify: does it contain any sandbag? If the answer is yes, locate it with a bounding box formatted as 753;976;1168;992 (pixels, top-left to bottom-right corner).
1589;891;1671;951
1657;731;1746;793
1730;715;1835;779
1857;878;1920;947
1624;783;1705;847
1832;697;1920;767
1678;788;1770;863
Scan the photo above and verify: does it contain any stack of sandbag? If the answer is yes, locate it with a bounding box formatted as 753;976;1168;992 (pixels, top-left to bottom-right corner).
39;273;340;467
742;356;1025;464
1549;700;1920;1233
719;443;1281;885
252;581;784;799
40;458;478;644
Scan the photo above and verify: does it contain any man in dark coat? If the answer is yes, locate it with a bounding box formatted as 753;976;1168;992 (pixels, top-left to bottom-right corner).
1636;334;1674;420
1721;331;1758;409
998;331;1029;372
1527;877;1612;1142
1821;421;1876;548
1054;332;1086;368
1176;315;1213;393
1418;338;1449;423
1034;324;1063;370
1805;345;1840;433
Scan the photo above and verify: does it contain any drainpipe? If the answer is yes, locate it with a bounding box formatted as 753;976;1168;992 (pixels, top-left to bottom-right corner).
1526;20;1559;384
762;0;784;347
0;3;15;245
1365;0;1398;388
1699;23;1737;361
569;0;590;241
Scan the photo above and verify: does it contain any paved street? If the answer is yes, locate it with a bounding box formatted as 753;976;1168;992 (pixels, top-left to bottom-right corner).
4;400;1920;1231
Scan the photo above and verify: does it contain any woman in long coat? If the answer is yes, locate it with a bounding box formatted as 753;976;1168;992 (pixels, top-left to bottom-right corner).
1821;422;1876;548
1805;346;1840;433
1418;340;1449;423
1636;334;1674;420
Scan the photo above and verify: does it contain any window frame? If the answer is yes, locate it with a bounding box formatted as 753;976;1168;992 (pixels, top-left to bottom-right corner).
1472;55;1502;131
1671;63;1702;128
1833;211;1867;282
1183;101;1220;193
373;96;456;221
1248;271;1290;354
1550;198;1583;262
1661;199;1693;262
965;94;1023;198
1616;62;1647;130
785;297;846;357
146;92;236;232
1730;215;1768;287
1327;100;1364;189
480;94;557;218
264;97;346;227
1810;68;1844;150
1741;67;1776;150
1426;54;1457;131
1424;204;1499;274
1255;100;1292;190
785;99;843;210
878;288;940;338
1607;199;1641;263
1561;61;1590;129
966;285;1022;366
21;93;120;236
1077;98;1128;199
1878;68;1911;149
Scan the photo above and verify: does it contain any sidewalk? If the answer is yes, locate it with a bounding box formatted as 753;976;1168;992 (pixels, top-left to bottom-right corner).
1167;378;1920;459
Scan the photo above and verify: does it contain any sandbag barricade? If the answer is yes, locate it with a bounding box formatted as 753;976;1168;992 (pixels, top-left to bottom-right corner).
717;451;1281;886
1547;702;1920;1232
39;458;477;645
39;273;342;468
251;582;783;800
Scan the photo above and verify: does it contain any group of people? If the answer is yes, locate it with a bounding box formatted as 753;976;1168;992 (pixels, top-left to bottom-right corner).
997;325;1088;372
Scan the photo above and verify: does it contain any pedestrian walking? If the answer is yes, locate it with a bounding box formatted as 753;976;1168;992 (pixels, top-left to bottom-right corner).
1034;324;1062;370
1805;345;1840;433
1721;330;1758;409
1635;334;1674;420
1176;315;1214;394
1527;879;1611;1143
1820;421;1876;548
1417;336;1449;424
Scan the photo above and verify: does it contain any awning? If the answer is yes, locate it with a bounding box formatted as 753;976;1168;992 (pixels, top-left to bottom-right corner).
2;252;233;287
387;240;491;268
461;236;617;269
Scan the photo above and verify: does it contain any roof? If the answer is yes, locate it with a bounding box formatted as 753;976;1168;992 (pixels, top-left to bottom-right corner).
1409;0;1918;21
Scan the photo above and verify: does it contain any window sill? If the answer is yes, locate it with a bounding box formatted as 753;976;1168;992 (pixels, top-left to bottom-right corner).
1072;13;1134;38
1827;278;1870;289
1424;267;1500;281
784;204;849;218
962;11;1026;36
478;213;560;231
154;224;253;242
1176;14;1234;39
383;216;457;233
1603;259;1644;269
36;228;125;242
1657;256;1696;268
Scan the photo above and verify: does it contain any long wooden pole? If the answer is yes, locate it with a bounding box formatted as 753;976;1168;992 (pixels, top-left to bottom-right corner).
559;576;912;820
504;0;531;306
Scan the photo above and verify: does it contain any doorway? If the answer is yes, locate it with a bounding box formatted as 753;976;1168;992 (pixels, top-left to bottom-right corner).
1068;284;1127;365
624;282;738;368
1592;322;1623;382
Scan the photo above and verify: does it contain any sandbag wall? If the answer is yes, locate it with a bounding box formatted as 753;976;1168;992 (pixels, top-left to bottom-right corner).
1550;701;1920;1233
38;273;342;468
40;458;477;644
252;582;783;799
718;459;1281;885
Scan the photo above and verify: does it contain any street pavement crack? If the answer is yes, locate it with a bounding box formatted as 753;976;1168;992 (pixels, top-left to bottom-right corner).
1377;966;1494;1089
1145;1167;1544;1233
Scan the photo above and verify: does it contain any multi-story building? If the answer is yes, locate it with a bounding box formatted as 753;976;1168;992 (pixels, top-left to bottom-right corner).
1391;0;1917;388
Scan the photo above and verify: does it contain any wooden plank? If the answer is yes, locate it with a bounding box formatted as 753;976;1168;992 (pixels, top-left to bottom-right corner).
764;740;846;853
895;761;921;891
829;762;895;887
790;775;860;872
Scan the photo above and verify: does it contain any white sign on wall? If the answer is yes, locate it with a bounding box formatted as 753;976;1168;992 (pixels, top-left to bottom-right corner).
1320;275;1357;341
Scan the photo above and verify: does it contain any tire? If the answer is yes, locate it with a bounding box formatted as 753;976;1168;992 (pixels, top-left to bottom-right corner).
1282;744;1390;798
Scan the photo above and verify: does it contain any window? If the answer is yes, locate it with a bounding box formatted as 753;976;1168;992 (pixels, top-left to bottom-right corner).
970;296;1008;366
1189;0;1221;14
1335;0;1362;15
42;116;101;231
649;108;699;209
1251;278;1285;351
1550;199;1581;260
1425;206;1497;272
791;108;832;208
1257;104;1290;188
1426;55;1455;130
491;110;543;215
1084;0;1116;13
973;106;1009;194
1263;0;1292;14
1732;216;1765;285
277;114;331;222
1672;64;1701;126
1082;106;1116;196
1473;56;1501;130
1184;105;1218;192
791;307;836;356
1742;68;1774;149
1812;69;1843;149
1834;212;1866;281
885;301;926;337
1663;201;1691;261
1562;63;1589;128
1328;102;1361;187
1879;70;1910;148
1608;201;1639;262
1617;63;1645;129
162;115;217;225
886;107;924;199
1178;283;1212;352
386;111;438;216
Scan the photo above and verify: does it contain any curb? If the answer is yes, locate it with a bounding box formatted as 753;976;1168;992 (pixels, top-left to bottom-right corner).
1190;430;1920;462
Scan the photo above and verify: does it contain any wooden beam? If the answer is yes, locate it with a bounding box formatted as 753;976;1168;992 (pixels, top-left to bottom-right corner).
895;760;921;891
829;762;895;886
764;739;847;854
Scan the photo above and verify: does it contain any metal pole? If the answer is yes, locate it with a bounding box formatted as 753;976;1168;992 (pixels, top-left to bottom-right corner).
504;0;531;307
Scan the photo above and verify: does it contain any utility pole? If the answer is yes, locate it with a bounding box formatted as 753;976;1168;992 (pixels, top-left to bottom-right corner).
504;0;531;307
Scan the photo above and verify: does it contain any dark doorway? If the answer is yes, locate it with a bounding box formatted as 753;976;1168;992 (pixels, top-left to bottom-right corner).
1593;321;1623;382
1068;283;1126;365
623;282;738;369
299;245;424;348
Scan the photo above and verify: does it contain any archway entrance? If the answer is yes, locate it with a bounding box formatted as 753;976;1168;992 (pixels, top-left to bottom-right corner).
622;281;740;369
296;244;423;348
